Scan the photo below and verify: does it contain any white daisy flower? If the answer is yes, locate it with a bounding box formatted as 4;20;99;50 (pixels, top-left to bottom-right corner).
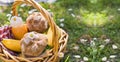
47;9;51;12
20;4;26;7
104;39;110;44
73;45;79;50
80;61;85;62
80;39;87;42
90;41;95;46
93;37;97;40
47;0;56;3
80;39;87;44
71;13;75;17
110;55;117;59
83;57;88;61
102;57;107;61
112;44;118;49
19;8;23;12
28;9;37;14
58;52;64;58
68;8;73;11
6;14;12;20
59;18;64;22
60;23;64;27
73;55;81;58
28;32;36;39
10;16;23;27
99;45;105;49
10;11;13;14
118;8;120;11
106;61;110;62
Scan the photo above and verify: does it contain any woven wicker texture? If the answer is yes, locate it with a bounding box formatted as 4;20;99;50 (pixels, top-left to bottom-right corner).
0;0;68;62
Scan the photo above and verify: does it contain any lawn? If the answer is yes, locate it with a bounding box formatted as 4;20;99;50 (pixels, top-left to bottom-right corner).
0;0;120;62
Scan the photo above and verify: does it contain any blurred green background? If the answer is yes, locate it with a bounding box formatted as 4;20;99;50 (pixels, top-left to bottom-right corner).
0;0;120;62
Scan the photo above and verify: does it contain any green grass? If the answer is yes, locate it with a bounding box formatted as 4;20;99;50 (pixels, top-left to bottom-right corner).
0;0;120;62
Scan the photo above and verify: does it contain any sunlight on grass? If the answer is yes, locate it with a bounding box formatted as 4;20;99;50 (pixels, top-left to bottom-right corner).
90;0;98;4
81;12;108;27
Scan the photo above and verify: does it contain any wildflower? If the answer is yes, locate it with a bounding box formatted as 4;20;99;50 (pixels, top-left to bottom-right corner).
59;18;64;22
80;39;87;42
90;41;95;47
20;4;26;7
71;13;75;17
80;60;85;62
68;8;73;11
106;61;110;62
73;55;81;58
60;23;64;27
76;15;81;19
18;14;20;16
19;8;23;12
47;0;56;3
83;57;88;61
110;55;116;59
112;44;118;49
104;39;110;44
6;14;12;20
10;16;23;27
6;14;11;17
28;32;36;39
47;9;51;12
84;39;88;42
73;45;79;50
28;9;37;14
108;15;114;20
118;8;120;11
80;39;87;44
93;37;97;40
10;11;13;14
99;45;105;49
102;57;107;61
58;52;64;58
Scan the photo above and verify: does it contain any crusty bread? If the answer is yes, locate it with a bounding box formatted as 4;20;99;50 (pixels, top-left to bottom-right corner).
26;12;48;33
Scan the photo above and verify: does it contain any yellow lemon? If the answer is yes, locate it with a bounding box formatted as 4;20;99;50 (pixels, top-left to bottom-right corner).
2;39;21;52
12;24;28;40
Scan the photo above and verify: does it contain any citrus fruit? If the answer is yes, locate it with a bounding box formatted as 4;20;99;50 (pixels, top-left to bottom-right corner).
12;24;28;40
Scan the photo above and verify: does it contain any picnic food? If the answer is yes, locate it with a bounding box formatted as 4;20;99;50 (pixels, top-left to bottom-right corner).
0;26;14;41
26;12;48;33
21;32;48;57
11;24;28;40
10;16;28;40
1;39;21;52
0;0;68;62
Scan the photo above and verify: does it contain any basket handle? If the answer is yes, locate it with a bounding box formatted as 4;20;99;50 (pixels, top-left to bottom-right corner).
12;0;59;61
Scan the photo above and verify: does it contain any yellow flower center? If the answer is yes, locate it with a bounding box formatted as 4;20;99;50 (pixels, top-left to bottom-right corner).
13;18;16;21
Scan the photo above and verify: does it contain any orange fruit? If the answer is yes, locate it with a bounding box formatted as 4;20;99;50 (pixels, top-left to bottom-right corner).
12;24;28;40
2;39;21;52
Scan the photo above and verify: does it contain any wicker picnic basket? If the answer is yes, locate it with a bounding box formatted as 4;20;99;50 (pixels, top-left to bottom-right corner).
0;0;68;62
